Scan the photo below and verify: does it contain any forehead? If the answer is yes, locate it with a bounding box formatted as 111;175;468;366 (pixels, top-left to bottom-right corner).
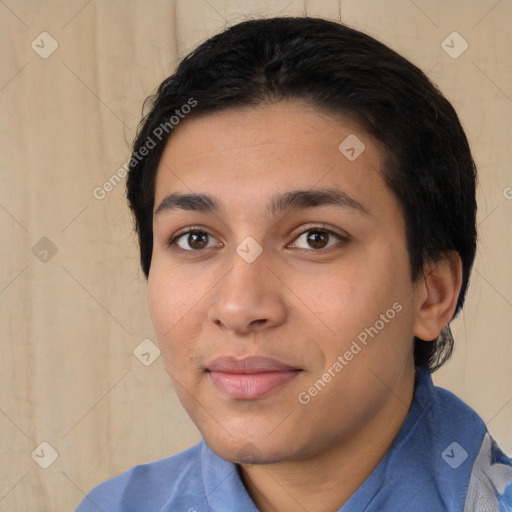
153;100;391;218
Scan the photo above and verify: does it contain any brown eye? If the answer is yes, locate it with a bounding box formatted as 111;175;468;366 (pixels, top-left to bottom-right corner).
186;232;209;250
170;230;217;251
306;231;330;249
292;227;348;251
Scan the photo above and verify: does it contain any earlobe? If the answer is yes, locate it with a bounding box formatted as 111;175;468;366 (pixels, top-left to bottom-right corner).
413;252;463;342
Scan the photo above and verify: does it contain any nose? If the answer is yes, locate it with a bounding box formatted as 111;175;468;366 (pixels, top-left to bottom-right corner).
207;249;289;335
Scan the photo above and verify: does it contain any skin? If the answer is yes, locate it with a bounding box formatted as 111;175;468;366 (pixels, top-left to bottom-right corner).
148;100;462;511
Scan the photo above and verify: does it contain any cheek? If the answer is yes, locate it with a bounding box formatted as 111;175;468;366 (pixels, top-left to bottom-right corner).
293;250;414;360
147;270;200;366
147;274;175;335
148;258;206;327
293;261;398;334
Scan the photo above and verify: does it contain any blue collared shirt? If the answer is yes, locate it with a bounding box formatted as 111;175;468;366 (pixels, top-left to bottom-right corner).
75;367;512;511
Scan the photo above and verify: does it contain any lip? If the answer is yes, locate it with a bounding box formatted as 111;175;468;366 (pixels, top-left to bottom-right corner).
206;356;302;400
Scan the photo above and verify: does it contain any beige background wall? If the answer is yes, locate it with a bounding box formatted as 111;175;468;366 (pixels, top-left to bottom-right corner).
0;0;511;510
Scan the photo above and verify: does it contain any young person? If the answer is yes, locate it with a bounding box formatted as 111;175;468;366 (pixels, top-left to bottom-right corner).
76;16;512;511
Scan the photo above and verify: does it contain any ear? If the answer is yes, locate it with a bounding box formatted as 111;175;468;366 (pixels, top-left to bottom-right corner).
413;251;463;342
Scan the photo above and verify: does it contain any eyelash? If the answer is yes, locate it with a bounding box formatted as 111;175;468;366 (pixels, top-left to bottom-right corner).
167;224;349;253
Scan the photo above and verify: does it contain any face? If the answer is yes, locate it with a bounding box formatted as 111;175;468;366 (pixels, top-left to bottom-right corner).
148;100;421;464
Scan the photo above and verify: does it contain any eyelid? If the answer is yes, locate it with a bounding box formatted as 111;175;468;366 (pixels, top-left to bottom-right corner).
288;223;349;243
167;225;221;248
287;223;349;251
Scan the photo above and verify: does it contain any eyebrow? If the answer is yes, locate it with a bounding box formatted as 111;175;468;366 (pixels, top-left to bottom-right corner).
154;187;370;217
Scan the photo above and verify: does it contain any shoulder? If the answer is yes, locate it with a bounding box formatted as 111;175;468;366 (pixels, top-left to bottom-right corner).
464;432;512;511
432;382;485;428
74;442;204;512
427;375;512;509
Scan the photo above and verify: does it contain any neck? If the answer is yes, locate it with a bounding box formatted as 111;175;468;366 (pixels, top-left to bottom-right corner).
239;365;416;512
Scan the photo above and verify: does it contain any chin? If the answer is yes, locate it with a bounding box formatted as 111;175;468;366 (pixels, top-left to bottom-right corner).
202;428;295;465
